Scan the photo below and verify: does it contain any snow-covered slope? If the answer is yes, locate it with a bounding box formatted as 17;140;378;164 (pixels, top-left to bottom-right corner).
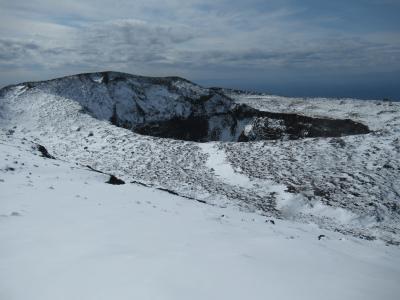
1;137;400;300
2;72;232;124
0;72;241;142
0;72;370;142
0;72;399;246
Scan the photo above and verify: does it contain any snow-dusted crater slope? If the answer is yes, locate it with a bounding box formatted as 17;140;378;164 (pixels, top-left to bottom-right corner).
0;71;369;142
0;71;399;245
2;137;399;300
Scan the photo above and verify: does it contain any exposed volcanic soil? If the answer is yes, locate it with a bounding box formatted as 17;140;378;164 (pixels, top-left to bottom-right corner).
133;104;370;142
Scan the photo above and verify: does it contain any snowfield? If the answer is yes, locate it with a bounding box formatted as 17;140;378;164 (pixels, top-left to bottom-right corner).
1;138;399;300
1;72;400;299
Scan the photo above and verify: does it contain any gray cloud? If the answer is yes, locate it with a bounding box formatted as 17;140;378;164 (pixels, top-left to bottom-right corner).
1;18;399;77
0;19;197;71
0;39;44;65
78;20;195;65
175;37;400;72
1;0;400;99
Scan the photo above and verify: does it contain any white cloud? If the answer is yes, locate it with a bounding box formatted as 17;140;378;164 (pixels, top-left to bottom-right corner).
0;0;399;89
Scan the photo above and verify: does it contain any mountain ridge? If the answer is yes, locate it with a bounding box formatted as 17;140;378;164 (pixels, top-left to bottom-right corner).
0;71;371;142
0;71;399;244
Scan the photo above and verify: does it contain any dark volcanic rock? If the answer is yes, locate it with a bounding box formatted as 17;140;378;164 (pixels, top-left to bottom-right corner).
37;144;55;159
106;175;125;185
134;104;370;142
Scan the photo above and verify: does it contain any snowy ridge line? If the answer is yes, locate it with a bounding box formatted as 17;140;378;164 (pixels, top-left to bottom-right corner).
85;161;212;204
1;136;212;206
84;158;211;205
231;92;400;131
0;71;197;92
0;71;371;143
86;163;210;205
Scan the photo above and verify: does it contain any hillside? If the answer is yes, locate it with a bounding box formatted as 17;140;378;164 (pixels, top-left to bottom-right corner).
1;71;400;299
1;134;400;300
1;72;399;244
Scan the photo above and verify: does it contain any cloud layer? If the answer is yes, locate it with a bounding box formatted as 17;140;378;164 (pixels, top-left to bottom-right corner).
1;0;400;99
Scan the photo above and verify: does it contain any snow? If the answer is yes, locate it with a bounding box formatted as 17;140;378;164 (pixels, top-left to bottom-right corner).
200;142;254;188
276;193;363;225
199;141;379;230
199;142;290;203
91;73;104;83
244;124;253;135
230;93;400;131
1;139;400;300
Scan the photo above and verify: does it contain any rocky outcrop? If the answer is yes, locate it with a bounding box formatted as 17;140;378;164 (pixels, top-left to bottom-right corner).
234;105;371;142
133;104;370;142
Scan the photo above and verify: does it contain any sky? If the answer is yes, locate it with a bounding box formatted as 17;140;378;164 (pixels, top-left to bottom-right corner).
0;0;399;100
